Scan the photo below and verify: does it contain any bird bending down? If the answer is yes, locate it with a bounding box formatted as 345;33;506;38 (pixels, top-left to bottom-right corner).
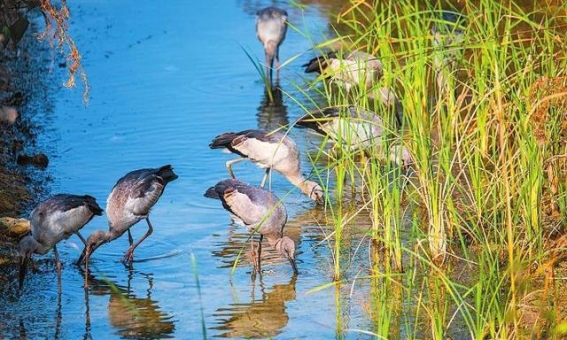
303;51;403;126
205;178;298;274
295;106;412;168
304;51;383;93
256;6;288;82
79;165;178;288
18;194;103;289
209;129;324;204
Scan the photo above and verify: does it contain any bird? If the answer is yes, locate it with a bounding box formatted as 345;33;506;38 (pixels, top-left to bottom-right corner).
431;11;466;96
303;50;403;126
209;129;324;204
204;178;298;274
295;106;412;168
78;165;178;288
17;194;103;289
256;7;288;82
304;51;383;93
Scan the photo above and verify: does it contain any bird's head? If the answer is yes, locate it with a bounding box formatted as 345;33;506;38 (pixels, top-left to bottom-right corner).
308;181;325;205
78;230;109;265
275;236;298;274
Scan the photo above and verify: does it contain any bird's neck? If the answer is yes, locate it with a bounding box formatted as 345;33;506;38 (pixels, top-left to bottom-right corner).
21;235;48;255
286;173;317;197
108;227;124;242
268;236;284;252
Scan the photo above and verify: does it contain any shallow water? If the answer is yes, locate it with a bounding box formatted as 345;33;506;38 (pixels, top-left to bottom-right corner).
0;1;389;339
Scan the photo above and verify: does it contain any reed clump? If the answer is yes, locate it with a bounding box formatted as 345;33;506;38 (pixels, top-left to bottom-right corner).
300;0;567;337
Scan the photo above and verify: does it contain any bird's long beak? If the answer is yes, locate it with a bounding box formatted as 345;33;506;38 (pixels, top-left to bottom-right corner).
289;257;298;275
79;241;102;266
77;246;87;265
19;255;29;290
83;246;91;289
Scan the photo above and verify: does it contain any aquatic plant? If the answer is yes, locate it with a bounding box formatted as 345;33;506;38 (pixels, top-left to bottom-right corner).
297;0;567;337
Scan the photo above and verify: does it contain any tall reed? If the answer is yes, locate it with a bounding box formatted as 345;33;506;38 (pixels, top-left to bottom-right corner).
297;0;567;337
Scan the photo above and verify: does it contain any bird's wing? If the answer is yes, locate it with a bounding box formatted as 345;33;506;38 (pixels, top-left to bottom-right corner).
127;173;165;216
222;186;270;226
233;131;292;165
30;195;100;244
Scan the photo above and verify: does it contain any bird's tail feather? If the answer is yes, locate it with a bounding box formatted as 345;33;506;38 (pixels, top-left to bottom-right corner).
209;132;238;149
157;165;179;184
83;195;104;216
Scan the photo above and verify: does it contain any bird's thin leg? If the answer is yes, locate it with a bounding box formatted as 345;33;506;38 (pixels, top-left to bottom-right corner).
127;229;133;247
84;249;90;288
250;236;258;273
260;168;271;188
256;234;263;273
250;235;261;274
226;158;246;179
53;245;63;293
53;245;62;277
275;52;280;80
76;231;87;247
122;217;154;263
265;53;273;84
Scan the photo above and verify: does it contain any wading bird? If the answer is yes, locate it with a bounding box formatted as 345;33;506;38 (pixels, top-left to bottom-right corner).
303;50;403;126
256;6;288;82
79;165;178;288
304;51;384;93
205;178;298;274
18;194;103;289
295;106;412;168
209;129;324;204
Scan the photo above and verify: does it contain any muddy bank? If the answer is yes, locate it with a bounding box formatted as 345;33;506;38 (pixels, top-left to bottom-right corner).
0;18;56;244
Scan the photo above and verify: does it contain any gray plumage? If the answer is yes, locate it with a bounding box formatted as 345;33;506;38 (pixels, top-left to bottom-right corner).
295;106;412;168
79;165;178;288
210;129;324;204
256;7;288;82
205;178;297;274
18;194;103;289
303;50;403;125
304;51;384;93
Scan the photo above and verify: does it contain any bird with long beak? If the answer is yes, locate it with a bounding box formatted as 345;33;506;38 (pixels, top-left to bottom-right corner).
78;165;178;288
256;6;288;83
295;106;412;169
18;194;103;290
205;178;298;275
209;129;324;204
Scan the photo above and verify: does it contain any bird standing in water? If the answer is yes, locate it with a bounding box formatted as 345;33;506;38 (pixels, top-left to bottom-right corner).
79;165;178;288
304;51;384;94
303;50;403;126
295;106;412;168
256;6;288;83
205;178;298;274
209;129;324;204
18;194;103;289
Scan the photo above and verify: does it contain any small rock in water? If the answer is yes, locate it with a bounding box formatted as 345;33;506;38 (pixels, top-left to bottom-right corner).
0;217;30;237
0;105;18;125
17;153;49;168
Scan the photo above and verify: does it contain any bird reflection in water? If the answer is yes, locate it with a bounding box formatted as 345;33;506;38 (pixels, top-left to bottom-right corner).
257;83;288;131
211;221;301;274
213;275;297;338
83;269;175;339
